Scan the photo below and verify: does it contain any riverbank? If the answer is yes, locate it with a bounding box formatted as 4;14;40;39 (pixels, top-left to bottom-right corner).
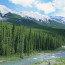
0;51;39;64
0;56;21;63
36;47;65;57
32;47;65;65
32;58;65;65
0;47;65;64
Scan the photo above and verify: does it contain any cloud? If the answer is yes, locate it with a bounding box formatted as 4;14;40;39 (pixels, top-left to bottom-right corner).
9;0;65;15
53;0;65;9
63;7;65;11
53;12;65;17
9;0;35;7
35;2;56;14
9;0;56;14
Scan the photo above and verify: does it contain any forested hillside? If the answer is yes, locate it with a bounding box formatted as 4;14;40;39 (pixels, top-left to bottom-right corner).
1;12;65;29
0;21;65;58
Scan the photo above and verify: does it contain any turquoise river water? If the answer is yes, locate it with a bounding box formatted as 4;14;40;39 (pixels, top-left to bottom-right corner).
0;51;65;65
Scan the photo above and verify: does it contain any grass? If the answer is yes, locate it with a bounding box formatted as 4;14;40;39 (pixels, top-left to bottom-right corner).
32;58;65;65
35;60;47;64
0;56;21;61
31;60;52;65
31;60;47;65
55;47;65;51
53;58;65;65
36;46;65;54
0;55;21;64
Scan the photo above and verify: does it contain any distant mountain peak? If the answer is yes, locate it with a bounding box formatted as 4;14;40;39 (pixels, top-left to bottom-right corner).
0;5;65;25
50;16;65;24
0;5;15;16
19;11;50;23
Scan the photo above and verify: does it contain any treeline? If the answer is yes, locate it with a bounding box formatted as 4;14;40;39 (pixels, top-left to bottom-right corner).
0;21;65;58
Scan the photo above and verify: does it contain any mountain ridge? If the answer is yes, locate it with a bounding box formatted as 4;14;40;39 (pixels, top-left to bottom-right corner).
0;4;65;29
0;4;65;24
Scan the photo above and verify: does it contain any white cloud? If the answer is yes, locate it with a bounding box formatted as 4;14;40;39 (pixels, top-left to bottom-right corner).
9;0;65;15
53;10;65;17
35;2;56;14
63;7;65;11
53;0;65;9
54;13;65;17
9;0;35;7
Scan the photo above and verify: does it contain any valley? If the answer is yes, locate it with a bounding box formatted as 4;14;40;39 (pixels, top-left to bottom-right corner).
0;4;65;65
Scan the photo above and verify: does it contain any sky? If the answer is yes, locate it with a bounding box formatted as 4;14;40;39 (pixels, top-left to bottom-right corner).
0;0;65;16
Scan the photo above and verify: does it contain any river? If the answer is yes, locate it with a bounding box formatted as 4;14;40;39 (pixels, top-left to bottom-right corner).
0;51;65;65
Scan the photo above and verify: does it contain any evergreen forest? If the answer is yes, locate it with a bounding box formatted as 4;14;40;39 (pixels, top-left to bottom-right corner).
0;21;65;58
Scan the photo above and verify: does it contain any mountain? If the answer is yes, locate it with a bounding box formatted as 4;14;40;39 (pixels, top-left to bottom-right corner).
0;5;14;16
50;16;65;24
0;5;50;23
0;5;16;21
19;11;50;23
0;5;65;29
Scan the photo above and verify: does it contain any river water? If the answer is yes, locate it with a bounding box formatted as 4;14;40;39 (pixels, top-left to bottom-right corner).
0;51;65;65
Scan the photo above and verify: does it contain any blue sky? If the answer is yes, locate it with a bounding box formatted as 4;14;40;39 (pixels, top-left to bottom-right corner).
0;0;65;16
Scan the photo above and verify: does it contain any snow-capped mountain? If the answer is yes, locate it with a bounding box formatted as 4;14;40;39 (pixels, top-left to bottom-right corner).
19;11;50;23
0;4;65;26
0;5;16;21
0;5;51;23
50;16;65;24
0;5;14;16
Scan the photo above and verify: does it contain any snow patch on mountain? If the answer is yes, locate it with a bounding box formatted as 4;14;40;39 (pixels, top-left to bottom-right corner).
50;16;65;24
0;5;15;16
0;4;65;24
19;11;50;23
